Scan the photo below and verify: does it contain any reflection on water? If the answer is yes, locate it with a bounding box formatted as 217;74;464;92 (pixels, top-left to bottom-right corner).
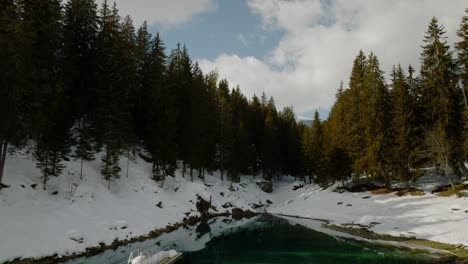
65;215;433;264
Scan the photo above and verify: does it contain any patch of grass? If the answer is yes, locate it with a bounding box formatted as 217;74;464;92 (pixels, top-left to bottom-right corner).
324;223;468;261
434;183;468;197
371;188;394;194
395;188;425;196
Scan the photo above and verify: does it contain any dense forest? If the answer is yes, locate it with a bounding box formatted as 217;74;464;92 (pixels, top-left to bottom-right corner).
0;1;467;191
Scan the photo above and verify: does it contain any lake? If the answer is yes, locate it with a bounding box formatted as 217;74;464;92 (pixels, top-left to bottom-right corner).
64;215;433;264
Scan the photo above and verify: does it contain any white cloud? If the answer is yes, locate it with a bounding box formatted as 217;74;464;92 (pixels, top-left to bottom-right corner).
199;0;467;116
97;0;217;28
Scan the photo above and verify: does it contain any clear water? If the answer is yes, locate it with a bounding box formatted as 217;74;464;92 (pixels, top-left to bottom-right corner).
65;215;433;264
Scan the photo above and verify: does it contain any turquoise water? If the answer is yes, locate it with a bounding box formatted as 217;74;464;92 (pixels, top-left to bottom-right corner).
65;216;433;264
179;216;431;264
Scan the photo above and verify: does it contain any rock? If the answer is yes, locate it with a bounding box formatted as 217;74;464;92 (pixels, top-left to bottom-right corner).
222;202;232;208
257;180;273;193
451;208;460;211
292;182;304;191
51;191;58;195
250;203;263;209
196;193;212;218
66;230;84;244
228;186;236;192
156;201;163;208
138;153;153;163
458;190;468;197
337;202;343;205
21;184;25;188
231;208;256;220
266;199;273;204
30;184;37;189
346;204;352;207
362;196;371;199
220;192;225;197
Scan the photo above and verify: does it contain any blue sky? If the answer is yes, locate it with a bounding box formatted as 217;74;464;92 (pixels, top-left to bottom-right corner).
112;0;467;119
151;1;282;62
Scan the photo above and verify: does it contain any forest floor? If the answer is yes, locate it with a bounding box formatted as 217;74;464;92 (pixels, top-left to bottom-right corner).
0;152;467;263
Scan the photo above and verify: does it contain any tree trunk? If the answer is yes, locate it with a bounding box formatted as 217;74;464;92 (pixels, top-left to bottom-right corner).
0;140;8;188
80;158;84;180
43;151;49;191
126;148;130;178
182;161;186;178
190;167;193;182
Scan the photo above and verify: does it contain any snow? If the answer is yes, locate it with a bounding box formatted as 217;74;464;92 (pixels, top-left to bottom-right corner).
0;153;468;262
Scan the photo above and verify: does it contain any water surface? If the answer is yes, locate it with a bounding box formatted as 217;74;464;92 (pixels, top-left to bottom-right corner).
65;215;433;264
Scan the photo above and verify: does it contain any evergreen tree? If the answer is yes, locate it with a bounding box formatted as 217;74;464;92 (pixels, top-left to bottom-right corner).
248;94;265;176
19;0;72;190
145;33;177;185
389;65;419;187
309;111;325;185
456;9;468;109
63;0;99;180
168;44;193;177
262;97;280;180
361;52;390;185
346;51;367;178
456;9;468;163
420;17;464;178
217;79;232;181
0;0;23;189
95;1;133;188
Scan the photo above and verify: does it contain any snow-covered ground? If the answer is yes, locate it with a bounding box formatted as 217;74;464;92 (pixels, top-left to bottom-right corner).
269;175;468;246
0;153;467;263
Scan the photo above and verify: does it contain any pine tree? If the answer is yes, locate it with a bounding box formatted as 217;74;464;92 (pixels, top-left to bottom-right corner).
144;33;177;185
456;9;468;109
0;0;23;189
168;44;193;177
420;17;464;179
262;97;280;181
248;94;265;176
361;52;390;185
456;9;468;164
217;79;232;180
389;65;419;187
309;111;325;185
346;51;367;178
95;1;133;188
19;0;73;190
72;119;95;180
63;0;99;180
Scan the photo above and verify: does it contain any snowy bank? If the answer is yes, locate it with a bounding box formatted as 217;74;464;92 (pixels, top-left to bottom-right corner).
1;153;468;263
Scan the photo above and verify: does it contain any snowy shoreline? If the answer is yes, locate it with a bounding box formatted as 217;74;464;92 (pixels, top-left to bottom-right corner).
1;155;468;263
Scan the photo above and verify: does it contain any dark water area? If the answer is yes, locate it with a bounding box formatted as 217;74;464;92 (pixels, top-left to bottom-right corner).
65;215;433;264
179;216;431;264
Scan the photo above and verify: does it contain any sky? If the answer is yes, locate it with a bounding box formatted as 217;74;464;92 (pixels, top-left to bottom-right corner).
107;0;467;119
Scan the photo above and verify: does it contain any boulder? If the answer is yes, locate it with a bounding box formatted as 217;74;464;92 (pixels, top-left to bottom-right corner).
196;193;212;218
257;180;273;193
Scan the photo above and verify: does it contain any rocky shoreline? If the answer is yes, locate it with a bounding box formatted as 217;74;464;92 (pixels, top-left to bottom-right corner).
4;208;257;264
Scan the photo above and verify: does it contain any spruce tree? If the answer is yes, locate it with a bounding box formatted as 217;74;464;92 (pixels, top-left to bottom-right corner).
346;51;367;179
262;97;280;180
95;1;133;188
361;52;390;185
0;0;23;189
19;0;73;190
389;65;418;187
144;34;177;184
309;111;324;185
420;17;464;179
63;0;99;180
456;9;468;163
